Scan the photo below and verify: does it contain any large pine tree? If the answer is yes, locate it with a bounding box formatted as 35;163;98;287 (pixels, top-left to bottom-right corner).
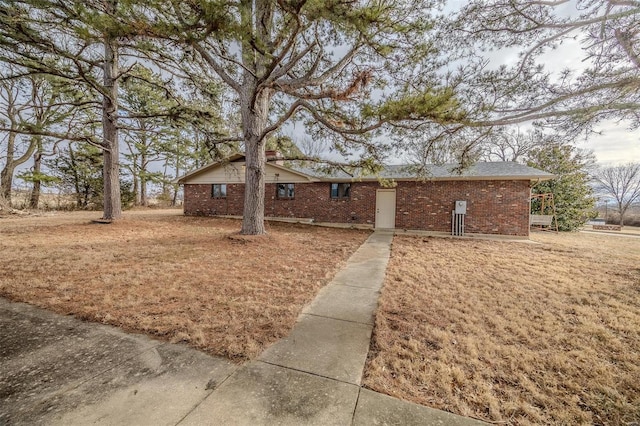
141;0;464;234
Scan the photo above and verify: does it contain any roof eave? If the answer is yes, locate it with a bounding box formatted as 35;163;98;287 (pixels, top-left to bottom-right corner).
177;155;321;184
267;162;318;182
314;175;556;182
175;153;246;184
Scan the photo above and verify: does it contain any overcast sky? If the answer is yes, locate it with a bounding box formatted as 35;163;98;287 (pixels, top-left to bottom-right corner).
580;121;639;165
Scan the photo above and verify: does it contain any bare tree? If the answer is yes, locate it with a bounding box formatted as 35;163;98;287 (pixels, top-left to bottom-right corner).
0;68;69;205
0;75;28;202
480;128;553;162
593;163;640;226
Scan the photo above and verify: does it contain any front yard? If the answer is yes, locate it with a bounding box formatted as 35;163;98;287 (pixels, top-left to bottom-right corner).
364;232;640;425
3;210;639;424
0;210;369;361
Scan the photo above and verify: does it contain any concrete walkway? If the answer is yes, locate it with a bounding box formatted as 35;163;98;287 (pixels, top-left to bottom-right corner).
1;232;485;425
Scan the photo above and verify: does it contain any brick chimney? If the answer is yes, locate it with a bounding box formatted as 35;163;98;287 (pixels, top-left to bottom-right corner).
265;150;284;165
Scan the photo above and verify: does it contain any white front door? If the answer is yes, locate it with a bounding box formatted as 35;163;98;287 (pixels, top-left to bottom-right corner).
375;189;396;229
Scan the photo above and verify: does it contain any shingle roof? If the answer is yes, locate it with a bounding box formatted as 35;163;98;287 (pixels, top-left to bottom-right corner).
176;155;554;184
289;161;554;181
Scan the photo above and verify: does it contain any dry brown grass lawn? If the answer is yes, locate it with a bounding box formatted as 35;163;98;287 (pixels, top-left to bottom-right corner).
364;232;640;425
0;210;369;362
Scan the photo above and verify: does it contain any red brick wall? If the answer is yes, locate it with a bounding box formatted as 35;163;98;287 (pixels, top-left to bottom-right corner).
183;183;245;216
183;180;531;235
263;182;378;224
395;180;531;235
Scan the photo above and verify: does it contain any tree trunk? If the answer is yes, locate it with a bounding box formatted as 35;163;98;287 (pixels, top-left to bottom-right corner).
29;137;43;209
132;173;140;206
172;159;180;207
82;184;91;208
102;11;122;220
0;131;17;203
0;167;14;205
241;140;266;234
1;130;38;205
140;176;147;206
238;0;273;235
140;152;147;206
239;84;271;235
0;165;14;203
67;144;83;208
618;202;625;227
171;184;179;207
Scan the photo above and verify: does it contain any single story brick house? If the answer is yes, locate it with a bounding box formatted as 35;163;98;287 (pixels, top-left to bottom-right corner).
177;153;554;236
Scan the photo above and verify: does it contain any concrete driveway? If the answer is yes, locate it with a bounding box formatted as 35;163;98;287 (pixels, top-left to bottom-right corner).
0;298;238;425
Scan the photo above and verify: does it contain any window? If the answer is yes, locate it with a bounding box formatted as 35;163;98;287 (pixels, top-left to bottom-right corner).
330;183;351;199
277;183;295;199
212;184;227;198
